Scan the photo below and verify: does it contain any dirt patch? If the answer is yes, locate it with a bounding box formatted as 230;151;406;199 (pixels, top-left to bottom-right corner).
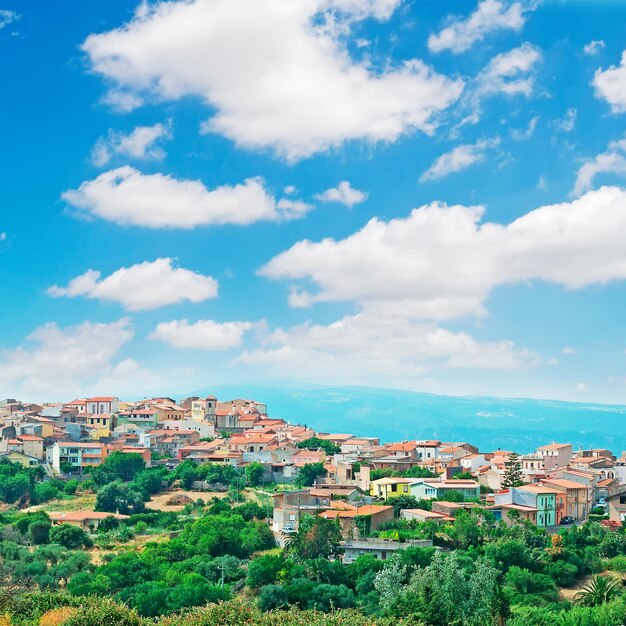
558;570;625;602
147;489;226;512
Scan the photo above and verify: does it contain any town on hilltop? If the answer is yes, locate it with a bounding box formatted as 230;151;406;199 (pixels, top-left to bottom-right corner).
2;392;625;554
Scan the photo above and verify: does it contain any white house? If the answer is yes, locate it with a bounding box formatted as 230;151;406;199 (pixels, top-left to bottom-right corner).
86;396;119;415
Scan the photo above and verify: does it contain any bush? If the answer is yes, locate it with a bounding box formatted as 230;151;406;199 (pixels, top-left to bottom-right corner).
607;555;626;572
545;561;579;587
60;598;143;626
28;521;51;545
258;585;290;612
49;524;91;549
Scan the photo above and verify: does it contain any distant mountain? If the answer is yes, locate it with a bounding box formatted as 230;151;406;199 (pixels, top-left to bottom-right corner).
186;383;626;453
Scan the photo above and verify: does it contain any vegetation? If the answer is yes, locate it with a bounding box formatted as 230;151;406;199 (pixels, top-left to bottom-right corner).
5;456;626;624
297;437;341;456
502;452;524;489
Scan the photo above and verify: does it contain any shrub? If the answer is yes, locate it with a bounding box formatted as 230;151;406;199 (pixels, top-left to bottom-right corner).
39;607;78;626
60;598;143;626
608;555;626;572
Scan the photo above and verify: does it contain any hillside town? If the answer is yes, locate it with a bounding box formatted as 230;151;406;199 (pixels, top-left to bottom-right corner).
2;392;625;555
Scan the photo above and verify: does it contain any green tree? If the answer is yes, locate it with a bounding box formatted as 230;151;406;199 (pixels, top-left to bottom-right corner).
247;554;284;588
502;452;524;489
28;521;51;545
92;451;146;485
135;468;166;495
295;463;327;488
258;584;289;612
95;481;146;515
245;462;265;487
395;551;502;625
297;437;341;456
287;515;342;560
385;495;421;517
49;523;91;549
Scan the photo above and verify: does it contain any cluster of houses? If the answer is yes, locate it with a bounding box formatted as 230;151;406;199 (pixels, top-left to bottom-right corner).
3;395;626;558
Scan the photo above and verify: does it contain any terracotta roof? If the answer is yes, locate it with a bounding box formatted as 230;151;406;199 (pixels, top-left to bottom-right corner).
319;505;392;519
386;441;417;452
538;443;572;451
87;397;117;402
541;478;590;490
597;478;615;487
518;484;557;494
49;511;128;522
403;508;453;520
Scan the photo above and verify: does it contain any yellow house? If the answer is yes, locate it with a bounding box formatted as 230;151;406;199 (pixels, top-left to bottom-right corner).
0;450;41;467
87;413;113;439
370;477;417;499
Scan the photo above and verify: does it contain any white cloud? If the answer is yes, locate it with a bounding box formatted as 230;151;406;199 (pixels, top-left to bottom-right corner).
428;0;527;55
82;0;463;161
0;319;154;400
315;181;368;207
476;43;541;98
62;166;310;228
551;108;577;133
101;89;143;113
239;312;540;385
546;357;558;366
536;175;548;191
593;51;626;113
572;137;626;196
0;232;6;241
91;122;172;167
0;9;18;30
48;258;218;311
510;115;538;141
584;40;605;56
261;186;626;321
150;319;262;350
575;382;589;393
561;346;576;355
420;138;500;182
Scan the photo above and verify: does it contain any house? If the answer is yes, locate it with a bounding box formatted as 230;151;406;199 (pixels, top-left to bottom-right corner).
487;502;539;526
319;503;394;537
370;477;416;499
272;489;331;532
86;413;114;439
459;454;488;473
385;441;419;462
48;511;128;530
50;442;108;473
495;485;557;527
293;449;325;467
160;419;214;439
117;409;159;429
342;538;433;564
86;397;119;415
409;478;480;501
64;399;88;414
0;450;41;467
401;508;454;524
0;434;44;460
540;478;592;523
606;488;626;522
537;443;573;471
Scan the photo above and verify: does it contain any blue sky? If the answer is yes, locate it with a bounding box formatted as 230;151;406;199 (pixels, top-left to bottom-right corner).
1;0;626;403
